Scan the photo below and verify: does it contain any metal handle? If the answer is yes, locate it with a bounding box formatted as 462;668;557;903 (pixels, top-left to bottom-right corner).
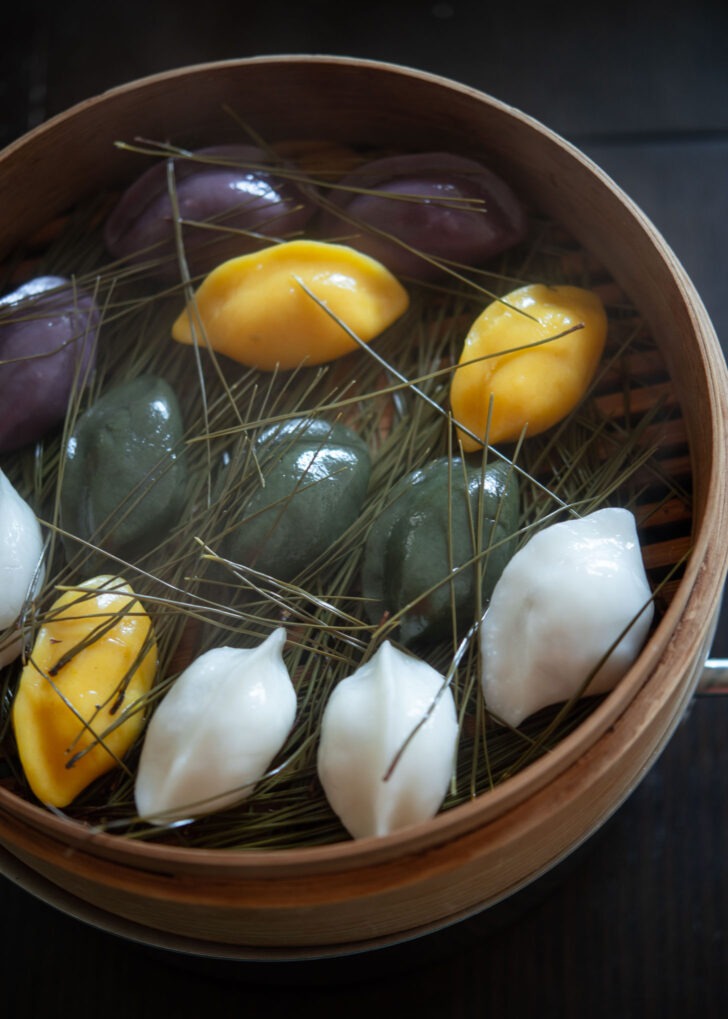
699;658;728;693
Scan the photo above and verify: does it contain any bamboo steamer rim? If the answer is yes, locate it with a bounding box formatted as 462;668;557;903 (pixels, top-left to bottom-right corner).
1;55;727;889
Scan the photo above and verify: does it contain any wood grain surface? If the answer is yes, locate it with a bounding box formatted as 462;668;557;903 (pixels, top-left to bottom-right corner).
1;2;727;1014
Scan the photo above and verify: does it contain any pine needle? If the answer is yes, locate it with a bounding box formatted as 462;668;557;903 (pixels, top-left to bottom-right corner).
0;139;692;848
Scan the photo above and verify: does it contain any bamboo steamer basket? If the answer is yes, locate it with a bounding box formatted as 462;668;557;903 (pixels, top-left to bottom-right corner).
1;55;727;962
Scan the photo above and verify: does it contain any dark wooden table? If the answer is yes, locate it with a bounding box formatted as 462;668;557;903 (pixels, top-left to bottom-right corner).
2;2;727;1014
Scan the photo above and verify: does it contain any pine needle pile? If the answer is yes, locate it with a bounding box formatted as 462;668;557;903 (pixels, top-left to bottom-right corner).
0;137;692;850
